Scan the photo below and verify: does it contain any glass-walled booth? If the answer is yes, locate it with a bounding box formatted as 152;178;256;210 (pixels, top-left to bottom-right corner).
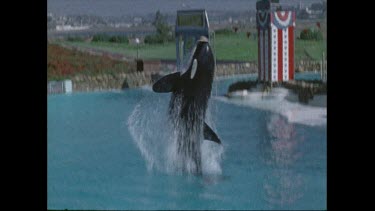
175;10;210;72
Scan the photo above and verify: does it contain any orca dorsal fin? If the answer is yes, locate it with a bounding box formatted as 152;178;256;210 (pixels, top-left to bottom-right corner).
203;122;221;144
152;72;181;93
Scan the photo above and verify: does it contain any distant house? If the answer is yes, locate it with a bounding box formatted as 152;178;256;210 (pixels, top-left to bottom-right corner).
297;1;326;19
133;17;143;26
305;7;323;19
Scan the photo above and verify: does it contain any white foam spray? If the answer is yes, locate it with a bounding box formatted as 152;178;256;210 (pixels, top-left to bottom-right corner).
127;92;224;175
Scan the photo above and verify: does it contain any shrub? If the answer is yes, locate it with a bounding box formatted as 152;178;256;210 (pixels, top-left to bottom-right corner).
215;28;235;35
300;28;323;41
144;33;173;44
92;34;111;42
246;31;251;39
109;35;129;43
144;34;163;44
66;36;84;42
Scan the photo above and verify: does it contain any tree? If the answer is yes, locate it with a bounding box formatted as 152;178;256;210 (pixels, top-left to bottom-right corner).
311;3;323;11
151;10;172;43
322;1;327;12
298;9;310;19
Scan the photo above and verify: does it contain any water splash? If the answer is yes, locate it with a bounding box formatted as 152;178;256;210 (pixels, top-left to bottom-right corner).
127;93;224;175
259;114;305;207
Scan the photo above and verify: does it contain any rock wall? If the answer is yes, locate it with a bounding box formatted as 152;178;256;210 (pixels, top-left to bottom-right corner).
48;59;325;94
216;62;258;76
71;72;152;92
156;61;258;76
282;80;327;104
156;60;322;76
295;60;323;72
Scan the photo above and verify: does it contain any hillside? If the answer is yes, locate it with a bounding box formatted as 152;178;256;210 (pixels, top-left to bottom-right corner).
47;43;135;81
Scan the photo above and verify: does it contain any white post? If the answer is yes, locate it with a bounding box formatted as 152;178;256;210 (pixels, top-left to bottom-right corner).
320;60;322;76
213;31;216;74
135;38;140;60
321;52;324;80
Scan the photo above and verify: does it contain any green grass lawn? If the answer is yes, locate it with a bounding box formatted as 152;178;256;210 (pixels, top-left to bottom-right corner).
60;41;176;60
295;39;327;60
214;32;258;61
58;32;326;62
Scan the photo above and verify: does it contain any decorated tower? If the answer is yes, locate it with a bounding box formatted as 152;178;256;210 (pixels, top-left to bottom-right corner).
256;0;295;82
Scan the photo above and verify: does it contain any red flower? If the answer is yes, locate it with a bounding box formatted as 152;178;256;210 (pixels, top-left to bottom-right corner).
316;22;321;29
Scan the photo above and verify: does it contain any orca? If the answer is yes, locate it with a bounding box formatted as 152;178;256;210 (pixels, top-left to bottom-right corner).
152;36;221;174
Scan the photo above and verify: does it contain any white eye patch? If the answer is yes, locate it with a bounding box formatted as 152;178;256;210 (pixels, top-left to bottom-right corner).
190;59;198;79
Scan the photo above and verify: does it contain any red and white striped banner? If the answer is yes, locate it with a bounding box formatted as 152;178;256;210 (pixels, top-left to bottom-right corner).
270;23;294;81
258;10;295;82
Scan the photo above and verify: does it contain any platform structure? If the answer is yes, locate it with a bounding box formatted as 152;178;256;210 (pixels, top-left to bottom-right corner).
175;10;212;72
256;0;296;82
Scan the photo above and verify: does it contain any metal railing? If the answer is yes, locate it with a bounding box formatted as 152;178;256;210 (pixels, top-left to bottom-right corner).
320;52;327;83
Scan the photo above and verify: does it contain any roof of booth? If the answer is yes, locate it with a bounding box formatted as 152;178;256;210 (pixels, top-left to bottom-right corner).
175;9;209;36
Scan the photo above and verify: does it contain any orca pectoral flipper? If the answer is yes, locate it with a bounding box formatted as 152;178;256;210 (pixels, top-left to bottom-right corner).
203;122;221;144
152;72;180;93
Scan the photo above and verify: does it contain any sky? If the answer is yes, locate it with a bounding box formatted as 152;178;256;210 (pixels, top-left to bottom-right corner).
47;0;323;17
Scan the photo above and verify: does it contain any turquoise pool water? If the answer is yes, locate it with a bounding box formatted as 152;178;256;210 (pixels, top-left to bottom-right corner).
47;74;326;210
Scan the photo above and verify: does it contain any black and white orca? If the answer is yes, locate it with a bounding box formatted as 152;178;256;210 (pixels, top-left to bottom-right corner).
152;36;221;174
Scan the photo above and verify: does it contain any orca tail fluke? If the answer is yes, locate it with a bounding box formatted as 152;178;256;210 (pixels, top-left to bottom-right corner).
203;122;221;144
152;72;180;93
